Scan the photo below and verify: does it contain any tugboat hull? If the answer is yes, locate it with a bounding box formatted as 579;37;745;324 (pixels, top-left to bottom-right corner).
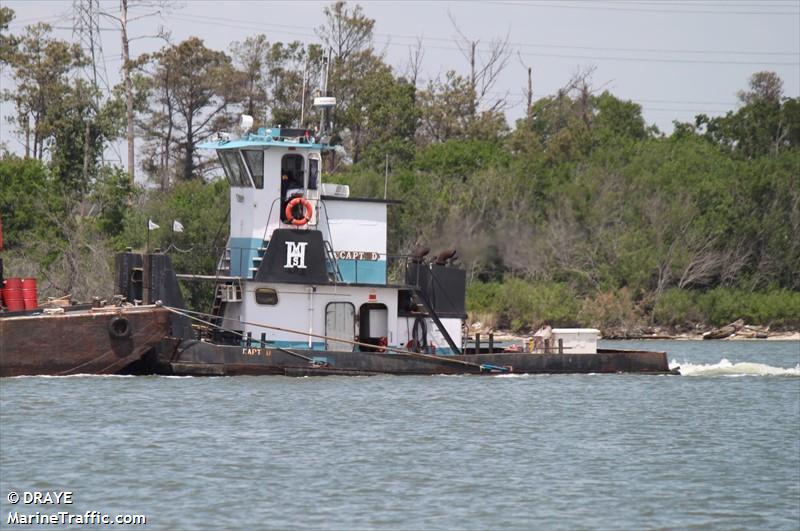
0;306;171;377
159;340;672;376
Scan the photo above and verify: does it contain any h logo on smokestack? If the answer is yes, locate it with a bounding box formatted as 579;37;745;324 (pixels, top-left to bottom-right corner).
284;241;308;269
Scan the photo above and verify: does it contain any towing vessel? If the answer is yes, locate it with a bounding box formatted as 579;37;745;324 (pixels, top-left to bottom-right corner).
116;108;673;377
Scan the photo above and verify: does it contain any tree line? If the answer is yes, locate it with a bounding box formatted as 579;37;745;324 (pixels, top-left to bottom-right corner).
1;2;798;331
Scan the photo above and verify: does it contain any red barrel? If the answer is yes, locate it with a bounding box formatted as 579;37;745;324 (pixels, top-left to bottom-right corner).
2;278;24;311
21;277;38;309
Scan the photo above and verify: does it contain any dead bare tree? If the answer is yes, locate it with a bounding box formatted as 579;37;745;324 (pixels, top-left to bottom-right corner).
447;12;511;115
678;236;751;289
405;36;425;86
98;0;170;184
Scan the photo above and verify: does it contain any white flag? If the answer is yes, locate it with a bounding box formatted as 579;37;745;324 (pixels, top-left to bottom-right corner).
172;220;184;233
148;219;160;231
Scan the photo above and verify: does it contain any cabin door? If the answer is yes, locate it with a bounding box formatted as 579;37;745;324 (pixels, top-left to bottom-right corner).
325;302;355;351
358;303;389;352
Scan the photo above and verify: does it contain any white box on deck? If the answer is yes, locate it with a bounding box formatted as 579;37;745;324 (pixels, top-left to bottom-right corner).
551;328;600;354
321;183;350;198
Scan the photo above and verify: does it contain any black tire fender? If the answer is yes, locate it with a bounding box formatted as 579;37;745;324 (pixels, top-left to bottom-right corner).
108;316;132;340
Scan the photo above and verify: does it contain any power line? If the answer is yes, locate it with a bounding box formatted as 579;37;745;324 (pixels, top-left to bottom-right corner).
165;13;800;67
569;0;800;8
50;26;118;32
417;82;743;108
633;98;737;106
10;11;73;26
489;0;800;16
603;1;798;7
514;50;798;66
598;1;798;6
168;11;799;57
508;41;799;57
644;108;727;113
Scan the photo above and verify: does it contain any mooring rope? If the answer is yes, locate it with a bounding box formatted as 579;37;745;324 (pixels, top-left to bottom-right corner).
55;340;133;376
56;351;112;376
158;303;487;371
161;305;313;363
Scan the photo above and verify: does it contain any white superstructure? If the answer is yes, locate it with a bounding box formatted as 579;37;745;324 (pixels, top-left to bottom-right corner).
199;126;466;354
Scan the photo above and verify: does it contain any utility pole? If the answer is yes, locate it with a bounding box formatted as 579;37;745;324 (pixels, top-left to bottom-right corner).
527;66;532;116
469;41;477;118
517;53;534;119
384;154;389;200
121;0;134;184
98;1;170;185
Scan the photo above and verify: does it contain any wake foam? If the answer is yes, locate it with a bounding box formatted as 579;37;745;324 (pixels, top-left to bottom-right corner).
671;358;800;377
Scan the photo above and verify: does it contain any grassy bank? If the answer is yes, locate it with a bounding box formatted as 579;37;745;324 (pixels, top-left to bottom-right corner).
466;280;800;334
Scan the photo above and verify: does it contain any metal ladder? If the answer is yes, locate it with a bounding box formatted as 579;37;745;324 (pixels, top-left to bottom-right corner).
217;247;231;276
210;279;242;327
323;240;343;283
210;284;225;327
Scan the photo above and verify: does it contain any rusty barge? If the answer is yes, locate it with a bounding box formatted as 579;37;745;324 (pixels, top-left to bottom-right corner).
0;219;172;377
0;303;171;377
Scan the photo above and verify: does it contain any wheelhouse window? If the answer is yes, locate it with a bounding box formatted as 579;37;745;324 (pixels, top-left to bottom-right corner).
242;150;264;189
254;288;278;305
218;150;251;187
280;154;305;222
308;155;319;190
281;154;304;186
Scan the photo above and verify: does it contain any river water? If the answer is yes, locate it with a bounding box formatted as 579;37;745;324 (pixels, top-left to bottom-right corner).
1;340;798;530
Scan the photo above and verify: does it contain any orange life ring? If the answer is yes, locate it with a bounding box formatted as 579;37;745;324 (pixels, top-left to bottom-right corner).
285;197;313;226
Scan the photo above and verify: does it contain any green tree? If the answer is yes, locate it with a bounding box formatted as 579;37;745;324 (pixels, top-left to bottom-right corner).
230;37;324;129
118;179;230;308
0;156;58;247
417;71;507;144
46;79;125;194
343;63;418;167
2;23;123;193
3;23;87;160
0;7;18;65
230;34;270;122
140;38;240;184
317;2;412;167
697;72;799;158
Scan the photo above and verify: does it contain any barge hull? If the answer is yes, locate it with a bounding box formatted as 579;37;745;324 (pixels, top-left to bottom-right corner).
0;306;172;377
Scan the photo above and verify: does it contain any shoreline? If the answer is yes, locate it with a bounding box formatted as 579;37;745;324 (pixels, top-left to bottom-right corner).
477;328;800;344
608;332;800;342
486;333;800;344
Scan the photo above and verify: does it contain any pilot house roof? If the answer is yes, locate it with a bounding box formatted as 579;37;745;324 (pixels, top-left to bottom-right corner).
199;127;325;151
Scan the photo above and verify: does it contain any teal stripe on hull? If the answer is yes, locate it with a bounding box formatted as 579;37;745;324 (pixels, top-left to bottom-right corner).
244;340;328;350
244;339;456;355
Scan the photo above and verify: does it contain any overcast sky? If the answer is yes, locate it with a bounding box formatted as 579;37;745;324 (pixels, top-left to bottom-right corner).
2;0;799;159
